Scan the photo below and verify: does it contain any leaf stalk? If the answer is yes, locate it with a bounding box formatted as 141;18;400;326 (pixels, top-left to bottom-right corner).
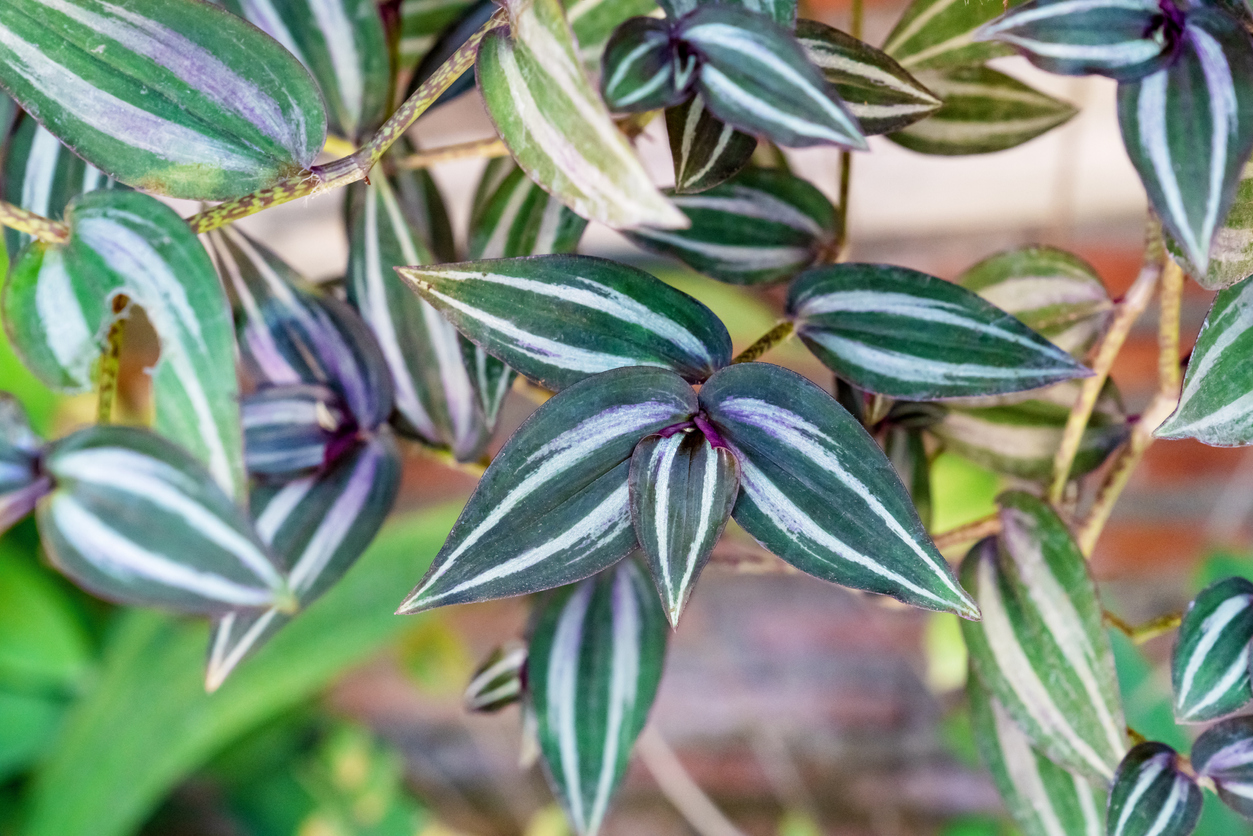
732;320;794;364
0;200;69;244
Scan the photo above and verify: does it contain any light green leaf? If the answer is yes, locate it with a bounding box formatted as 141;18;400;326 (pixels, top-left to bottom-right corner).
1171;576;1253;723
665;96;758;194
399;0;476;76
883;0;1022;71
1108;743;1203;836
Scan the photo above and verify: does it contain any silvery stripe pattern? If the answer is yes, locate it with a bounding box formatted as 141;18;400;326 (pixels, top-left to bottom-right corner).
464;642;527;711
665;96;756;195
1108;743;1203;836
1172;576;1253;722
1192;715;1253;816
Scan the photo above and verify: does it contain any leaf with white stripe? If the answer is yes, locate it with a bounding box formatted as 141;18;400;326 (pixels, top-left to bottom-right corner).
407;0;499;110
1181;159;1253;291
465;641;528;712
629;430;738;626
656;0;795;25
960;492;1128;781
969;678;1106;836
397;254;734;392
665;96;758;194
0;393;49;535
788;263;1089;400
241;383;354;481
1171;576;1253;723
1191;715;1253;819
1107;743;1203;836
398;0;475;76
883;0;1023;71
625;166;837;286
698;361;979;618
884;425;932;529
888;66;1077;155
600;16;696;112
397;366;698;614
674;6;868;150
4;190;246;498
477;0;686;230
0;0;327;200
566;0;659;73
38;425;291;615
797;19;941;135
1117;8;1253;275
527;558;668;836
205;431;402;690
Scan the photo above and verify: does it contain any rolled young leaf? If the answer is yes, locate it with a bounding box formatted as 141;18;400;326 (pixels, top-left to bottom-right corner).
1171;576;1253;723
787;263;1089;400
1191;715;1253;818
465;641;527;712
0;393;49;535
960;493;1128;781
600;17;695;112
396;254;734;392
698;362;979;618
666;96;758;194
1107;743;1203;836
527;558;668;836
241;383;354;481
629;430;739;626
883;0;1022;71
397;367;698;614
0;0;327;200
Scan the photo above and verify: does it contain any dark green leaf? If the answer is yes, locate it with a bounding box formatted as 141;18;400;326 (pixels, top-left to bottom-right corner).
398;0;476;76
408;0;498;109
1172;576;1253;723
601;17;695;112
884;425;932;530
1191;715;1253;819
657;0;795;25
464;641;527;712
1182;159;1253;291
1108;743;1203;836
665;96;758;194
566;0;660;72
241;383;352;481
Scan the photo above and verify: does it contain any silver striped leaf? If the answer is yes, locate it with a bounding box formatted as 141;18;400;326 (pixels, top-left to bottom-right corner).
397;366;698;614
787;263;1089;400
527;558;668;836
464;641;527;712
1117;8;1253;276
4;190;246;499
884;0;1022;71
888;66;1077;156
657;0;795;25
628;430;739;626
218;0;389;141
477;0;686;230
884;425;932;530
0;0;327;200
969;678;1106;836
0;393;49;535
666;96;758;195
960;492;1128;782
406;0;499;110
675;6;868;150
566;0;659;73
600;17;695;113
205;431;402;690
1191;715;1253;819
1171;576;1253;723
38;425;291;615
625;166;837;286
797;20;941;136
1182;159;1253;291
1107;743;1203;836
241;383;353;481
396;255;734;392
698;362;979;618
398;0;475;77
346;165;489;462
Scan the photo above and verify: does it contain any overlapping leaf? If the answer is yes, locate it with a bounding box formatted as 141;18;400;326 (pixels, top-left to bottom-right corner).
397;367;698;614
1179;159;1253;291
665;97;758;194
240;383;353;481
657;0;796;25
884;0;1022;70
600;17;695;112
397;254;733;392
527;558;668;836
1107;743;1203;836
698;361;979;618
0;393;48;535
884;425;932;529
0;0;327;200
465;642;527;712
566;0;659;71
1172;576;1253;723
1191;715;1253;818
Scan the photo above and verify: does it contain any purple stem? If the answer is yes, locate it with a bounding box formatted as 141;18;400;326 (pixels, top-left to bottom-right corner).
692;413;729;450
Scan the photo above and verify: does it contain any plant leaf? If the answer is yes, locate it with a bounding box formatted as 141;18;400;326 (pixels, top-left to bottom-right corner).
391;139;458;265
787;263;1089;400
465;641;527;712
566;0;660;73
1182;159;1253;290
397;366;698;614
657;0;796;25
884;425;932;529
1117;8;1253;275
629;430;739;626
0;393;48;535
240;383;354;481
0;0;327;200
883;0;1022;71
1108;743;1203;836
527;558;668;836
625;166;837;285
797;19;941;135
601;17;694;112
1171;576;1253;723
698;361;979;618
1191;715;1253;819
407;0;499;110
397;254;733;392
38;425;289;614
665;96;758;194
477;0;686;230
960;492;1128;781
888;66;1077;155
4;191;245;498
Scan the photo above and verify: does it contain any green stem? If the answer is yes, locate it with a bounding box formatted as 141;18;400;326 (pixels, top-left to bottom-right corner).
1105;609;1182;645
96;294;130;424
732;321;794;364
0;200;69;244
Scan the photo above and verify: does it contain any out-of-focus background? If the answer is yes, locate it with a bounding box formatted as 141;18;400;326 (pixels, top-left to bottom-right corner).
3;0;1252;833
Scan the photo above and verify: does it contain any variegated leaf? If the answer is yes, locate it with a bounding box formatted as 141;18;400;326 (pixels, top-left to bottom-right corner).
969;678;1106;836
625;166;837;285
205;431;401;690
657;0;795;25
884;0;1022;71
392;141;458;265
407;0;499;110
219;0;389;141
1171;576;1253;723
241;383;353;481
1118;8;1253;275
398;0;475;76
675;6;867;150
787;263;1089;400
527;558;668;836
884;425;932;530
0;393;49;535
4;190;246;498
38;425;290;614
698;361;979;618
0;0;327;200
797;19;941;136
600;17;695;112
960;492;1127;781
397;255;733;392
889;66;1077;155
465;641;527;712
1108;743;1203;836
665;96;758;194
566;0;659;73
477;0;686;230
1185;159;1253;291
397;367;698;614
629;430;739;625
1191;715;1253;819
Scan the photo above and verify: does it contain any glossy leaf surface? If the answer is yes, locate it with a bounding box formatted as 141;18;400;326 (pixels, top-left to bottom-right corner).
665;96;758;194
1172;576;1253;723
657;0;796;25
1191;715;1253;819
1107;743;1203;836
469;158;590;261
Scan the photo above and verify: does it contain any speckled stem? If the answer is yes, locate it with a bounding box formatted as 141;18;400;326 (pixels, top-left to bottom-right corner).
0;200;69;244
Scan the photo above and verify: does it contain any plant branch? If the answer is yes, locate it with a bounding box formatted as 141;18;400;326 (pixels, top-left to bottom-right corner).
932;513;1002;552
393;136;509;170
732;321;794;364
637;727;747;836
0;200;69;244
96;295;130;424
1104;609;1182;645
